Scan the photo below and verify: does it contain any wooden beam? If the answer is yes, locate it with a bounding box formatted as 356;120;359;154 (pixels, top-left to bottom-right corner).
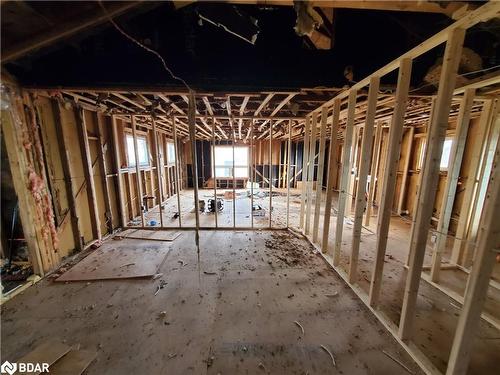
269;120;273;228
220;1;472;16
430;88;475;281
445;138;500;375
299;117;311;229
1;2;144;63
211;117;218;228
172;116;182;227
95;112;114;233
321;98;341;253
305;113;318;235
250;119;255;228
271;93;296;116
52;100;83;251
2;95;45;274
131;115;145;227
345;126;359;218
312;106;328;242
450;100;494;264
462;103;500;267
349;76;380;283
405;98;437;267
368;58;412;306
365;121;383;227
286;119;292;228
396;126;414;215
203;96;214;115
151;116;164;227
75;108;101;240
254;93;274;116
333;89;357;265
188;93;201;243
111;115;127;227
399;28;465;341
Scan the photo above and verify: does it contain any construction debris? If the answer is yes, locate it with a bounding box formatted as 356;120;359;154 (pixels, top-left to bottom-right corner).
320;344;336;367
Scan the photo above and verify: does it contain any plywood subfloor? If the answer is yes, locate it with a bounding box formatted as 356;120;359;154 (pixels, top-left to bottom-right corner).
56;242;169;282
120;229;181;241
1;231;423;375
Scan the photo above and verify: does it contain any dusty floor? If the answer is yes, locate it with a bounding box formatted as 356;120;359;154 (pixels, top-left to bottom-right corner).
139;188;500;374
1;231;424;374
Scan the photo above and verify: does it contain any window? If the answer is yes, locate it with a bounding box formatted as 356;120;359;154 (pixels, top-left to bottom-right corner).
126;134;149;167
167;142;176;165
416;140;426;171
213;145;249;178
440;138;453;171
416;138;453;171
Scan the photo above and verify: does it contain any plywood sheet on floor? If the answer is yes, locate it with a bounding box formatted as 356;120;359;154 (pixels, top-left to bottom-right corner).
17;338;71;374
56;242;169;282
49;350;97;375
119;229;181;241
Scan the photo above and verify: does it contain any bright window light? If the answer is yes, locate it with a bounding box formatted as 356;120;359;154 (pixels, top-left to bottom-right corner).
440;138;453;171
126;134;149;167
213;146;249;178
167;142;176;164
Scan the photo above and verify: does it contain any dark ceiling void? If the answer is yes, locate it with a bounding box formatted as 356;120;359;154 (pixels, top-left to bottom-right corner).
2;2;499;92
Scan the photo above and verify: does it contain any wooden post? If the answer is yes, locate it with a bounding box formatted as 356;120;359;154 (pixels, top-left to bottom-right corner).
430;88;475;281
305;114;317;235
322;98;341;253
172;115;182;227
399;28;465;341
462;103;499;268
397;126;415;215
445;139;500;375
349;76;380;283
250;119;254;228
131;115;145;227
450;100;493;264
286;119;292;228
2;97;45;274
368;58;412;306
312;106;328;243
405;98;437;267
95;113;114;233
365;121;383;226
126;173;135;219
299;117;311;229
52;101;83;251
269;120;273;228
151;115;164;227
333;89;357;265
188;93;201;246
211;116;218;227
346;126;359;217
233;119;236;228
111;115;127;227
75;107;101;240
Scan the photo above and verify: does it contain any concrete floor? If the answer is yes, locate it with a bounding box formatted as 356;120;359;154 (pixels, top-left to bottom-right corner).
1;231;424;374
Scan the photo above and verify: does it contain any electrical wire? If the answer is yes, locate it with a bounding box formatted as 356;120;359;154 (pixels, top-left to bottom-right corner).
98;1;193;93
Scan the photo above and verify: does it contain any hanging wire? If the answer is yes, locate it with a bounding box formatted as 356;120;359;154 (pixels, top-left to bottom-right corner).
98;1;193;92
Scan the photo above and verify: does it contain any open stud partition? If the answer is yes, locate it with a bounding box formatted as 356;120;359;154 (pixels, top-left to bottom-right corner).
297;2;500;374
